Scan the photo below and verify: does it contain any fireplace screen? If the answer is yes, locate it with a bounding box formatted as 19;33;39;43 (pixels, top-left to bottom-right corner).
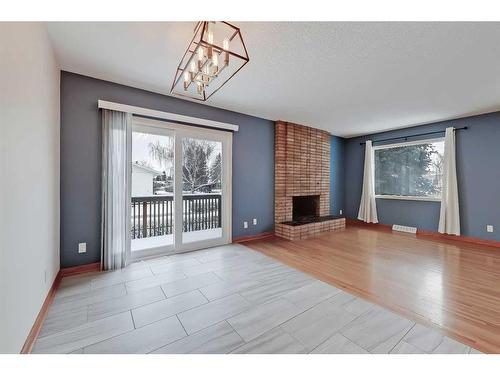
292;195;320;222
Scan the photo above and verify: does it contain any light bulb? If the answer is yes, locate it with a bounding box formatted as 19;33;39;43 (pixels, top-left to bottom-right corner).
206;22;214;59
207;22;214;44
211;53;219;75
223;37;230;66
183;71;190;90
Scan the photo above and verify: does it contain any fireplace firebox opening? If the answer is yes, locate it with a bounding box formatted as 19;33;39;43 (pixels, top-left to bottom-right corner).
292;195;320;222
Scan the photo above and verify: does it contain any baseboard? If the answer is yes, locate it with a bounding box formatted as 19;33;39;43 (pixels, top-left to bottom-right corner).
233;231;275;243
346;218;392;231
60;261;101;277
417;229;500;249
20;261;101;353
347;218;500;249
20;271;62;354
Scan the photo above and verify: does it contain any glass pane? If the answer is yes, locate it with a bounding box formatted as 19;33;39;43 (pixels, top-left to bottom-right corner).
131;130;174;253
374;140;444;198
182;137;223;244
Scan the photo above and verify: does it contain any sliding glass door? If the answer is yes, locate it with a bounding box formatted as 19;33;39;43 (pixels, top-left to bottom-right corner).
130;124;175;259
129;117;232;260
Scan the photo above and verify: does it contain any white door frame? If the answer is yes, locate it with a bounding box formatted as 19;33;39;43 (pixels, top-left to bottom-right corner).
129;116;232;259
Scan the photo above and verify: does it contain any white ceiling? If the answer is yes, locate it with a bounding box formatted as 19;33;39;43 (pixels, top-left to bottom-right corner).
46;22;500;137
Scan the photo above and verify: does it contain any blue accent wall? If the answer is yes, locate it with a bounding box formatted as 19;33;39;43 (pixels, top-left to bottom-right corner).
330;135;345;216
60;71;274;267
60;71;500;267
344;111;500;241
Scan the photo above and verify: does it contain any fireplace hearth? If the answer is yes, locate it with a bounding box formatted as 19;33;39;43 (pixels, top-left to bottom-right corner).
283;214;343;226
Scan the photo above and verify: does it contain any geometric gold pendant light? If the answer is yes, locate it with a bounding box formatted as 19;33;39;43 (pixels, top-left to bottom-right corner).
170;21;250;101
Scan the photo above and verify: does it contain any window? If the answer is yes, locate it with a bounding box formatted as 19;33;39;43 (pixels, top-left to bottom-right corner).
373;138;444;201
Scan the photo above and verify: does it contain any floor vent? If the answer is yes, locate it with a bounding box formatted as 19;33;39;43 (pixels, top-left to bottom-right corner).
392;224;417;234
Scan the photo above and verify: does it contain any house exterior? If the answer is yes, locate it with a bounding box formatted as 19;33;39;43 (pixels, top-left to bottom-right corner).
132;163;161;196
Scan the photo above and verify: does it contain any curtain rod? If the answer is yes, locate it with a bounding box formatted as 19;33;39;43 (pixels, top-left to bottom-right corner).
98;100;239;132
359;126;468;145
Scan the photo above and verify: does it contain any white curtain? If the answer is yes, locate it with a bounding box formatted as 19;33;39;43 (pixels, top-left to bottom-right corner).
438;127;460;235
101;109;132;270
358;140;378;223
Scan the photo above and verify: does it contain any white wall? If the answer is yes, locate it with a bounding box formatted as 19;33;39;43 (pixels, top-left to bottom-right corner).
132;168;154;196
0;23;60;353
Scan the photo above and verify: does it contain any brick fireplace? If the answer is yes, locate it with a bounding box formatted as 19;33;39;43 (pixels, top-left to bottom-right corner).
274;121;345;240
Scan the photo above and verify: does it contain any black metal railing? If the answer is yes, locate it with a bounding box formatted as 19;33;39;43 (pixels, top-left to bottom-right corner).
131;194;221;239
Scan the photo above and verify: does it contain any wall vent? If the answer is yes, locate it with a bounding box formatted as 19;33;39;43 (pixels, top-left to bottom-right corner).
392;224;417;234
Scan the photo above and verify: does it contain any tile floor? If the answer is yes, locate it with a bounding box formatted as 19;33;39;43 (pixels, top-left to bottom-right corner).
33;244;482;354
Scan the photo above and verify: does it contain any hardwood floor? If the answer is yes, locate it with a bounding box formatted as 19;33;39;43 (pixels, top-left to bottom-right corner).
246;225;500;353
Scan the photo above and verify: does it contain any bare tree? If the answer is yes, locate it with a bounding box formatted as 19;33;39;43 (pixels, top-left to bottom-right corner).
148;138;215;194
209;152;222;188
182;139;214;193
148;140;173;169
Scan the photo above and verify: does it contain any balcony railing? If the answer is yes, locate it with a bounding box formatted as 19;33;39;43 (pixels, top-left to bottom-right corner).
131;194;222;239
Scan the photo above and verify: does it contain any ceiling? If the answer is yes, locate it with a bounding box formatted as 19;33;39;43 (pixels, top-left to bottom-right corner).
46;22;500;137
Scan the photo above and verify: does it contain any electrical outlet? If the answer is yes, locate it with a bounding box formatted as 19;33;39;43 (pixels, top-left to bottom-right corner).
487;225;494;233
339;209;343;215
243;221;248;229
253;218;257;225
78;242;87;253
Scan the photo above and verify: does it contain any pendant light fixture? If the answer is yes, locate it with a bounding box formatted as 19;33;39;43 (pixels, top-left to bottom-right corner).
170;21;250;101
